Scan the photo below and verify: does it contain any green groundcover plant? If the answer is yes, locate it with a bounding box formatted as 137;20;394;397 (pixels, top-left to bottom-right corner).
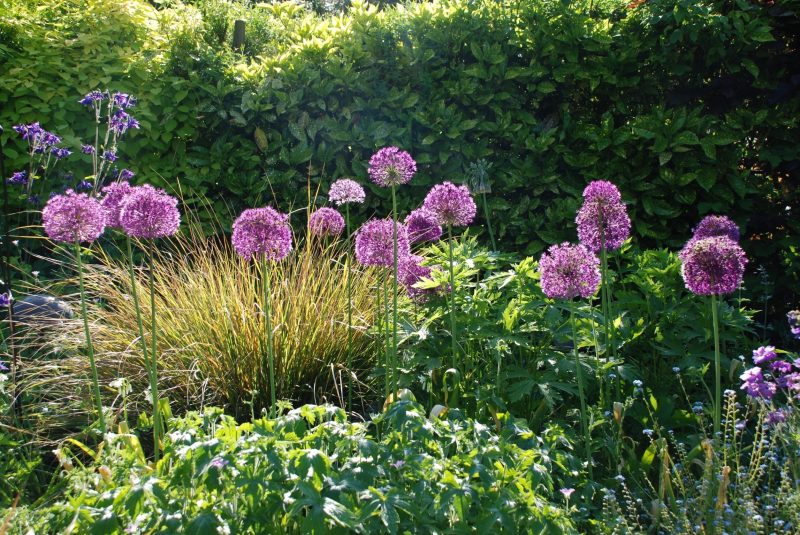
5;402;577;534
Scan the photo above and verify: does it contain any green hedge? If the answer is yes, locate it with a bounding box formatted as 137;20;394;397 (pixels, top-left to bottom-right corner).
1;0;798;285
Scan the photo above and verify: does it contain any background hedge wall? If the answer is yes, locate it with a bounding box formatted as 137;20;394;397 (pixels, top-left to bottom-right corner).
1;0;798;300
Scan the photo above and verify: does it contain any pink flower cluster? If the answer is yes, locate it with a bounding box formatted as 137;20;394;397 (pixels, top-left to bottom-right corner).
576;180;631;253
538;243;601;300
231;207;293;262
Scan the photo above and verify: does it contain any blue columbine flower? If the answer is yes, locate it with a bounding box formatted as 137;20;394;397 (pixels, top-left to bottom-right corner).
6;171;27;186
51;147;71;159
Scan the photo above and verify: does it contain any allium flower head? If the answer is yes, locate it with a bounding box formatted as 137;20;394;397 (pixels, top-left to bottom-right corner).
679;237;747;296
422;182;477;227
576;180;630;252
354;218;410;267
753;346;777;366
328;179;366;206
399;254;434;300
692;215;740;242
368;147;417;187
309;207;345;237
231;206;292;262
119;185;181;239
100;181;134;228
538;242;601;300
404;208;442;243
42;190;106;243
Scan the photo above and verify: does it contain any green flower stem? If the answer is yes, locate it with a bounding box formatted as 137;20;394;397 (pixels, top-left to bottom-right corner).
481;191;497;251
391;185;399;398
447;225;458;399
262;260;277;418
345;205;353;413
145;244;161;462
382;273;390;401
571;303;592;479
600;245;618;398
75;242;105;434
712;294;721;436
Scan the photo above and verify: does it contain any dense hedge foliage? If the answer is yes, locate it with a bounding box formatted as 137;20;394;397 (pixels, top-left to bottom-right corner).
7;403;577;533
1;0;798;288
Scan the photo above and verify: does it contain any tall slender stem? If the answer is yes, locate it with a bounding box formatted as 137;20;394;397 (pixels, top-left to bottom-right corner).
391;185;399;398
75;243;105;434
571;304;592;478
481;191;497;251
601;245;618;398
447;225;458;396
382;273;390;401
345;205;353;413
263;260;276;418
712;294;721;436
126;236;152;443
145;244;161;462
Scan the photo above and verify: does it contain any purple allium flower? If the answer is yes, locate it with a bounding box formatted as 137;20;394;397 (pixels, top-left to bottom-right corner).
538;242;601;300
399;254;434;300
692;215;740;242
100;181;134;228
404;208;442;243
6;171;27;186
0;291;11;308
422;182;477;227
679;237;747;296
328;178;366;206
79;90;106;105
81;144;96;155
50;147;72;159
576;180;631;253
112;92;136;109
788;310;800;339
76;180;92;192
119;185;181;239
739;367;776;400
110;110;140;136
102;150;117;162
354;218;410;267
118;169;135;181
367;147;417;187
582;180;622;204
42;190;106;243
309;207;345;238
753;346;777;366
231;206;293;262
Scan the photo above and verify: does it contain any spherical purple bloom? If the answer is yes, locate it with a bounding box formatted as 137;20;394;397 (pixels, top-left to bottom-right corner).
231;206;293;262
110;110;140;136
328;178;366;206
399;254;434;300
118;169;135;181
6;171;27;186
103;150;117;162
692;215;740;242
367;147;417;187
309;207;345;237
81;144;96;155
100;181;134;228
119;185;181;239
739;366;776;400
538;242;601;300
753;346;777;366
42;189;106;244
112;92;137;109
576;180;631;253
354;218;410;267
679;237;747;296
422;182;477;228
582;180;622;204
404;208;442;243
79;90;106;106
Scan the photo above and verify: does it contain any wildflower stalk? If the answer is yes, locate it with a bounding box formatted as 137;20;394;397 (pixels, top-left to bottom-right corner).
126;236;153;442
145;245;162;461
481;191;497;251
345;204;353;412
712;294;721;436
383;273;390;401
262;259;277;418
571;303;593;478
75;243;105;434
391;184;399;398
447;224;458;394
600;239;619;398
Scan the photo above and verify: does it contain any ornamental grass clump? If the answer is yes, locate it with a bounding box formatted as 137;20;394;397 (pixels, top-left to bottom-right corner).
232;206;292;417
679;231;747;435
538;242;601;477
42;190;107;432
328;178;366;411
